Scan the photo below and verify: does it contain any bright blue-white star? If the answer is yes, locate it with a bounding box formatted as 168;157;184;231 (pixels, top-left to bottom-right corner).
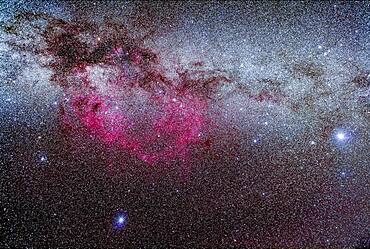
113;211;128;230
335;131;346;141
332;128;353;147
252;137;260;145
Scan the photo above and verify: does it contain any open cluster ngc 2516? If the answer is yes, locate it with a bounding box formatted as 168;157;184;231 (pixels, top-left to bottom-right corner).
1;1;369;248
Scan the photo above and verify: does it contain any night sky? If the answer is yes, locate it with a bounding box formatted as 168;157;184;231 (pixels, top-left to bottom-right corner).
1;1;369;248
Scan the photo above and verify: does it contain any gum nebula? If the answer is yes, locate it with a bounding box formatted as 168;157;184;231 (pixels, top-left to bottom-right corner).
4;12;230;165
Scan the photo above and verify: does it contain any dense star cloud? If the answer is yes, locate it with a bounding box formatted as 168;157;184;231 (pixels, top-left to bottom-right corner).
1;1;369;248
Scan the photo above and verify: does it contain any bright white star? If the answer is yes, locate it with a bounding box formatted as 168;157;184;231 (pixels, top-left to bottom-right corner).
336;132;346;140
118;217;124;223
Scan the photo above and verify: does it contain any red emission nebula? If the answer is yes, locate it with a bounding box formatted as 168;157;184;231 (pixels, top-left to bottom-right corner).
14;13;231;166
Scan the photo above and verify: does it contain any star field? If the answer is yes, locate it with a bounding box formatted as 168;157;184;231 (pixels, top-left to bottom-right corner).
1;1;369;248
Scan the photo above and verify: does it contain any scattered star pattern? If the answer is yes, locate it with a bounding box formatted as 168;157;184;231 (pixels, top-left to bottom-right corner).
1;1;369;248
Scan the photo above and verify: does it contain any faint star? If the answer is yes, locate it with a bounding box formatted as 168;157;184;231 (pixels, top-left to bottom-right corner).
37;152;48;163
339;170;349;178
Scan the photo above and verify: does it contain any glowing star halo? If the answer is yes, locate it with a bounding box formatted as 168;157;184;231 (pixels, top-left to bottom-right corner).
334;129;348;142
113;211;128;230
332;128;354;148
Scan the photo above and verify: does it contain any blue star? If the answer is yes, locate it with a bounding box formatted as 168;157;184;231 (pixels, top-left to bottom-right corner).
252;137;260;145
339;169;351;180
332;128;353;147
113;211;128;230
335;131;347;141
36;152;48;164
